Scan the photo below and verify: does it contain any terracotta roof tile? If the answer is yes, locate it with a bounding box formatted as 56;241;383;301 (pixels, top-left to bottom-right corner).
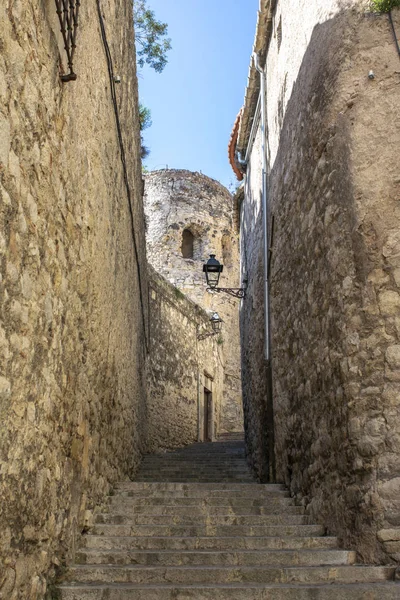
228;110;244;181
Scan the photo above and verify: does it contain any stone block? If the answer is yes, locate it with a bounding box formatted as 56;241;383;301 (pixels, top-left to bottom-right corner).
379;291;400;315
385;345;400;369
0;114;10;167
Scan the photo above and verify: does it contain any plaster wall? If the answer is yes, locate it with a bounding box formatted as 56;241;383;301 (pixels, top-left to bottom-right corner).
241;6;400;562
0;0;148;597
264;0;367;165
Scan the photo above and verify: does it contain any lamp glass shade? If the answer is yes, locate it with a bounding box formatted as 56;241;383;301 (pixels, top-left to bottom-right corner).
203;255;223;289
210;312;223;333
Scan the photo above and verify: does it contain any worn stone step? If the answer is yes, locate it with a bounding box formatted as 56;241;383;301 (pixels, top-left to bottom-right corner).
134;480;256;484
155;443;244;449
115;486;287;492
90;524;325;537
114;483;284;491
94;514;309;526
75;548;356;567
63;564;396;585
139;458;247;464
104;503;305;516
134;476;254;480
138;463;249;468
82;535;340;552
135;472;252;475
136;471;252;477
113;492;292;504
135;474;255;483
113;486;288;498
108;496;297;508
140;461;248;467
55;582;400;600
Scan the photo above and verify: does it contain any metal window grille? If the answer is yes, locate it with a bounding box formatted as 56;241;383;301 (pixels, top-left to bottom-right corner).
54;0;81;81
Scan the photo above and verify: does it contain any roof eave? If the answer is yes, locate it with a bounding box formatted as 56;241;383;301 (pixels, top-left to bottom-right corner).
236;0;275;157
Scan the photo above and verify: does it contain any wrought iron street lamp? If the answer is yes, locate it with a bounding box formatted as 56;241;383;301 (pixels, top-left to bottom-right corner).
202;255;246;299
210;312;223;333
202;255;223;289
197;312;223;340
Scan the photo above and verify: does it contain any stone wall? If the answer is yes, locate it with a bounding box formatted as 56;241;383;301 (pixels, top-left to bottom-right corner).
144;170;243;435
240;4;400;563
147;266;224;451
0;0;148;597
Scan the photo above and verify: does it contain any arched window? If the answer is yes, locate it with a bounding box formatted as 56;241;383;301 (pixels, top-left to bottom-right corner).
182;229;194;259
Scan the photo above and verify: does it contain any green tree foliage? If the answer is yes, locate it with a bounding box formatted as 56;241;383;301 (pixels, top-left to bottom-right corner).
139;103;152;159
134;0;172;73
370;0;400;11
139;104;152;131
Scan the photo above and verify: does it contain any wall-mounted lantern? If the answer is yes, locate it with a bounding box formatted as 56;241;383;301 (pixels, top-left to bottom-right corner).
202;255;245;299
197;312;223;341
202;255;223;289
210;312;223;333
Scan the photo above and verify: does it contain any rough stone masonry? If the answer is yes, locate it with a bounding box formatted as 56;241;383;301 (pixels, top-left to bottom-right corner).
235;1;400;564
144;169;244;435
0;0;149;597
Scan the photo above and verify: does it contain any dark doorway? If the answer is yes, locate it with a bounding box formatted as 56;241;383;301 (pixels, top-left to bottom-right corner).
203;389;212;442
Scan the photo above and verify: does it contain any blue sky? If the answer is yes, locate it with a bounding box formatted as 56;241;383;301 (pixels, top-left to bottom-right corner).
138;0;259;189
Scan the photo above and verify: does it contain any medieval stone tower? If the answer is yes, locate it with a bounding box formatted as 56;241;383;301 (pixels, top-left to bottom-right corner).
144;169;243;434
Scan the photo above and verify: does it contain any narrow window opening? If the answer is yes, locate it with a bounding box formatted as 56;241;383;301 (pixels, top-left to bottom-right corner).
182;229;194;259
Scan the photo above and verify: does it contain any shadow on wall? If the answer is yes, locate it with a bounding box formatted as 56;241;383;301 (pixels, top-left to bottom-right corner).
241;7;400;563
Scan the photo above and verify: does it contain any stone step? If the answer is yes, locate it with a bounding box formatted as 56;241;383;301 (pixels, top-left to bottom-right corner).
142;458;247;464
82;535;341;552
136;471;253;476
140;460;247;466
150;452;246;456
134;480;257;484
62;564;396;585
75;548;356;567
55;582;400;600
138;462;249;466
104;503;305;516
152;443;244;450
90;524;325;538
134;473;254;478
113;485;288;498
115;489;290;498
133;476;252;483
94;514;309;526
82;535;338;551
137;471;252;476
107;496;297;508
113;483;284;491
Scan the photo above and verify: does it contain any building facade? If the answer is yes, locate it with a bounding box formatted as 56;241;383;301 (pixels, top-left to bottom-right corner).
230;0;400;563
144;169;244;437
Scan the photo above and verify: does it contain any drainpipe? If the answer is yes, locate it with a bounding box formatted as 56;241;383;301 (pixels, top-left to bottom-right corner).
254;53;271;362
254;52;276;482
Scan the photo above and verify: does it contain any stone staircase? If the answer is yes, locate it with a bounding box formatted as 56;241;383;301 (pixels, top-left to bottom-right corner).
57;440;399;599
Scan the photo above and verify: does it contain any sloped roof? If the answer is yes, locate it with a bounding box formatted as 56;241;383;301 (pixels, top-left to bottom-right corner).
228;110;244;182
228;0;276;179
237;1;273;156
